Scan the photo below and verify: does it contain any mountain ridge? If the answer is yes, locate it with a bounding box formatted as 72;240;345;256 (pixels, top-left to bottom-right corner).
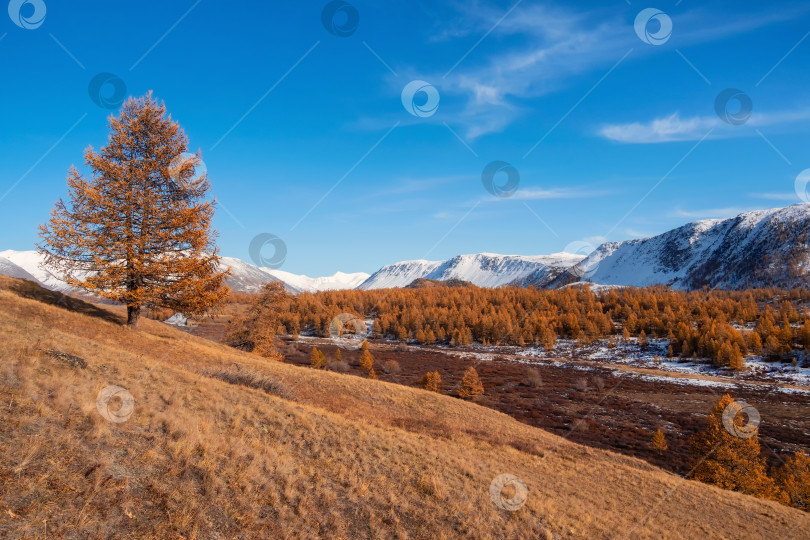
3;204;809;295
525;204;810;290
358;252;585;290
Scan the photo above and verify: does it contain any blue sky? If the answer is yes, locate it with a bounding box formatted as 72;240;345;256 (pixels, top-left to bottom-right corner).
1;0;809;276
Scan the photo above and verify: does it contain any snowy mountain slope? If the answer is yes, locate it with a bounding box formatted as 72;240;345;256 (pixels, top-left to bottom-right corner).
359;253;585;290
3;204;808;296
533;204;810;290
0;251;297;294
0;250;79;292
263;269;369;292
0;256;42;285
358;259;443;290
216;256;299;294
0;250;369;295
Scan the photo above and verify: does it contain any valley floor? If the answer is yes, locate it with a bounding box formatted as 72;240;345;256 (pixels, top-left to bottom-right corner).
284;335;810;479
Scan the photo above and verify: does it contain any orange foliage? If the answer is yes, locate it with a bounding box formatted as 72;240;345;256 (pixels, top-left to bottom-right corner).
458;367;484;399
38;93;229;328
689;394;787;504
421;371;443;393
227;285;810;366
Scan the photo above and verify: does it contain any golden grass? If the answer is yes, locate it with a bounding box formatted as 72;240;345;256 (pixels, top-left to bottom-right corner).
0;276;808;539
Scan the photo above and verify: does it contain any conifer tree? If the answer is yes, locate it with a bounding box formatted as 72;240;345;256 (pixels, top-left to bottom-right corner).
650;428;668;454
728;344;745;371
458;366;484;399
773;451;810;511
39;93;229;328
224;282;287;360
359;349;374;371
335;348;343;363
368;367;378;380
421;371;442;393
310;347;326;369
689;394;786;502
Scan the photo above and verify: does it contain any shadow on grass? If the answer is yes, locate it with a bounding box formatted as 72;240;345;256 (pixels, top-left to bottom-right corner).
3;277;123;326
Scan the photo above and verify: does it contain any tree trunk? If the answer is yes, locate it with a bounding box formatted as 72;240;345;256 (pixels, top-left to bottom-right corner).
127;305;140;329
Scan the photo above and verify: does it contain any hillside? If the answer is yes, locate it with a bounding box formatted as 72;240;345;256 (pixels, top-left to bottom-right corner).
523;205;810;290
0;276;807;538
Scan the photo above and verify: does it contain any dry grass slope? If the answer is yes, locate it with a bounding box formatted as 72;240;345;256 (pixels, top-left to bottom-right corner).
0;276;807;539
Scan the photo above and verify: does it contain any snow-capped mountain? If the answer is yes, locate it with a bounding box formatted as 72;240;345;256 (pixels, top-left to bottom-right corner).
0;256;40;284
263;269;370;293
0;250;362;295
359;252;585;290
527;204;810;290
0;250;78;292
217;256;296;293
3;205;808;296
0;251;292;294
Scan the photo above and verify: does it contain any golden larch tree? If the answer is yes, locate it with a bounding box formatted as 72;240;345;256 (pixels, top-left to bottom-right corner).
224;282;287;360
360;349;374;371
421;371;442;393
650;428;668;454
39;93;229;328
689;394;786;503
772;451;810;511
310;347;326;369
458;366;484;399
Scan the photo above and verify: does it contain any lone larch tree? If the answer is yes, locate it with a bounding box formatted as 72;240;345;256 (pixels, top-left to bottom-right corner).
39;92;230;328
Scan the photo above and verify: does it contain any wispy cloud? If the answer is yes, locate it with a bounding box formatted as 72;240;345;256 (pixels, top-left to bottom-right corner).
418;1;808;139
670;206;751;219
622;229;652;239
748;191;801;201
599;109;810;143
508;186;609;201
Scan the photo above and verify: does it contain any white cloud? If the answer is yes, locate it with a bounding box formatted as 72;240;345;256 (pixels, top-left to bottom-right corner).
509;186;607;201
622;229;652;239
599;109;810;143
748;191;801;201
421;2;808;140
670;207;751;219
584;235;608;246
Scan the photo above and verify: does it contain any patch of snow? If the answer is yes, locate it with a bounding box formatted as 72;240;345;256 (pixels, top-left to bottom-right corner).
164;313;188;326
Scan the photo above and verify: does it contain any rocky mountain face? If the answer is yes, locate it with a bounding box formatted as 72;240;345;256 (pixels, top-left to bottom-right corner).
358;252;585;290
522;205;810;290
